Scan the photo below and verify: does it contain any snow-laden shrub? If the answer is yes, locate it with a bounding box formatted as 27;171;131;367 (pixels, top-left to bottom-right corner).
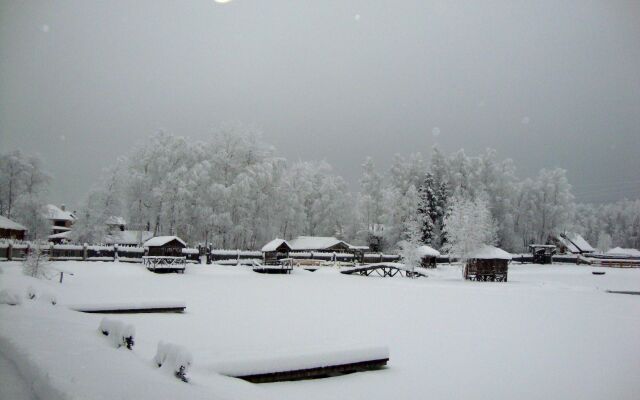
27;285;37;300
22;245;51;279
99;318;135;349
0;289;22;306
154;341;193;382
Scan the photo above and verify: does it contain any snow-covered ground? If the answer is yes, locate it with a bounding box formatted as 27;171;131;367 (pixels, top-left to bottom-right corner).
0;261;639;400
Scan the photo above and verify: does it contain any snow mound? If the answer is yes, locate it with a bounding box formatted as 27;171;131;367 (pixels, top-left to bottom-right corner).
154;341;193;382
99;318;135;349
0;289;22;306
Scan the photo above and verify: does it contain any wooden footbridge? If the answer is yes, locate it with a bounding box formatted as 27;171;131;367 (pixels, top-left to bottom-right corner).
341;263;428;278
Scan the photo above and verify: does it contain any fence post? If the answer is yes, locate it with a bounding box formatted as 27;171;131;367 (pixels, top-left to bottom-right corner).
114;244;119;261
83;243;88;261
7;243;12;261
50;243;54;260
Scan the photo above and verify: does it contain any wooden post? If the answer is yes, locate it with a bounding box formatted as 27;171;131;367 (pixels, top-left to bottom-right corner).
83;243;88;261
59;271;64;283
7;243;12;261
114;244;119;261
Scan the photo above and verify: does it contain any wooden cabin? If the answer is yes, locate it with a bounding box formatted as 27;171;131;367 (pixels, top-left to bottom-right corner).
417;245;440;268
143;236;186;257
261;238;292;265
0;215;27;240
464;245;511;282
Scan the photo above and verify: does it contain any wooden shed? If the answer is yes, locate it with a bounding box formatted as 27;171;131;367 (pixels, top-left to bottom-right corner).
417;245;440;268
143;236;186;257
464;245;511;282
529;244;556;264
261;238;292;265
0;215;27;240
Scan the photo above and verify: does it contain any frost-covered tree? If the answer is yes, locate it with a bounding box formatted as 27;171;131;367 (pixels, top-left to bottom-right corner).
398;213;424;274
0;151;51;239
359;157;383;234
442;196;497;261
596;231;612;253
417;173;438;244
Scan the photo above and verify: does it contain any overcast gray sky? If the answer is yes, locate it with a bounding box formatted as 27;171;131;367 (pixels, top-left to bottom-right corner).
1;0;639;208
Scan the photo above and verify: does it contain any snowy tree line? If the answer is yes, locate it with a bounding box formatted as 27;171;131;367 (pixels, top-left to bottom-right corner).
2;128;638;252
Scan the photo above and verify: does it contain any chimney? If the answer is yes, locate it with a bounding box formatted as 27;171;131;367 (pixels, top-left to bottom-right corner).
60;204;66;211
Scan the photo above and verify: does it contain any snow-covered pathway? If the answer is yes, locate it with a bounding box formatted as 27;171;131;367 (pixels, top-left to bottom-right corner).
0;350;36;400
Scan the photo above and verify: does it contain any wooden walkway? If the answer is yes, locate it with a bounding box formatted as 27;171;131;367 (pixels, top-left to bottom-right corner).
143;256;186;273
341;263;427;278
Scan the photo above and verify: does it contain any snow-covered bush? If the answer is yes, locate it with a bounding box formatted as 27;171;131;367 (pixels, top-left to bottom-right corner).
154;341;193;382
0;289;22;306
99;318;135;349
22;245;51;279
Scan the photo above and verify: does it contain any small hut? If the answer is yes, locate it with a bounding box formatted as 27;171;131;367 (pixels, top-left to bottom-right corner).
261;238;292;265
464;245;511;282
0;215;27;240
143;236;186;257
417;245;440;268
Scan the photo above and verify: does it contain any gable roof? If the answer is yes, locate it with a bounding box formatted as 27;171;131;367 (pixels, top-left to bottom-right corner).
104;230;153;246
143;236;186;247
45;204;75;221
288;236;350;251
470;245;512;260
0;215;27;231
557;233;594;253
261;238;291;252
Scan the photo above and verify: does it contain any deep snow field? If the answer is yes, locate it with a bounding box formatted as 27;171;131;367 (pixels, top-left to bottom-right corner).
1;261;639;400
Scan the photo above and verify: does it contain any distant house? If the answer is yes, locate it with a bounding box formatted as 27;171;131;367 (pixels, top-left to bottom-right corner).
143;236;186;257
45;204;76;236
0;215;27;240
550;233;594;255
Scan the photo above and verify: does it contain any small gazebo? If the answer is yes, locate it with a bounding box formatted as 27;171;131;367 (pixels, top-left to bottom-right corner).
464;245;512;282
417;245;440;268
261;238;291;265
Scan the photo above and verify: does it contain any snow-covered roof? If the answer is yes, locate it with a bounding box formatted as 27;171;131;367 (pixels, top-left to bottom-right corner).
288;236;350;251
45;204;75;221
48;231;72;240
104;230;154;245
416;245;441;257
557;233;594;253
0;215;27;231
261;238;290;252
143;236;186;247
348;244;370;250
606;247;640;257
105;216;126;226
469;245;512;260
